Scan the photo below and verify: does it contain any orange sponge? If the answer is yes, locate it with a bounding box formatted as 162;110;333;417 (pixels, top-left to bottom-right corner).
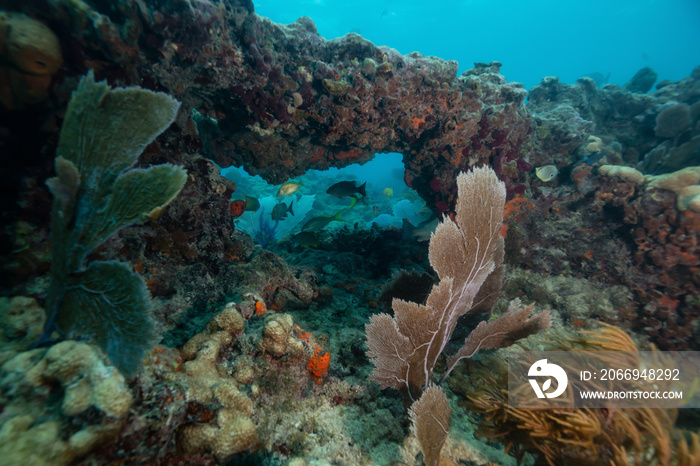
307;346;330;383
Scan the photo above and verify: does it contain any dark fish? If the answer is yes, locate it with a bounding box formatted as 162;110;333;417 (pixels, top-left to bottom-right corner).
302;209;345;232
326;181;366;199
581;71;611;87
290;231;319;248
402;217;438;242
271;201;294;221
582;150;606;165
243;194;260;212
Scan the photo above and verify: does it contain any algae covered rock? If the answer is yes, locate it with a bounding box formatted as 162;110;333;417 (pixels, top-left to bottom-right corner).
0;296;45;361
624;66;657;93
655;103;691;138
43;71;187;377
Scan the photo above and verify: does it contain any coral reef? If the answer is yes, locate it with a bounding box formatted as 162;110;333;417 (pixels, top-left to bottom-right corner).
614;172;699;349
504;268;634;330
655;103;692;138
0;0;699;464
512;158;700;348
0;295;348;464
2;0;533;225
646;166;700;212
527;66;700;174
518;67;700;351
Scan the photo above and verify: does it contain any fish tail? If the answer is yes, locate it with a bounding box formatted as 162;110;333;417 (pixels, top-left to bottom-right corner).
358;182;367;198
333;209;346;222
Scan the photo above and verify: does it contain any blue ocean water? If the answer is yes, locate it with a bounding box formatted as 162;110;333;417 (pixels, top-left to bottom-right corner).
255;0;700;91
224;152;421;245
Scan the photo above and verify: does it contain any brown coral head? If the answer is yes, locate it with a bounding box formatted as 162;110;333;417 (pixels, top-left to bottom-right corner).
322;78;349;95
1;12;62;107
376;61;393;78
3;13;61;73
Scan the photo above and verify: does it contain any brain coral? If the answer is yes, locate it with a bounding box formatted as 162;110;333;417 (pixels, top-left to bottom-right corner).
177;408;256;459
42;341;133;418
0;341;132;465
654;103;691;138
258;313;304;358
646;166;700;212
165;301;256;459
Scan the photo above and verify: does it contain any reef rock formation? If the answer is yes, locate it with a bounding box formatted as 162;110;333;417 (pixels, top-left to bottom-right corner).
5;0;531;219
520;70;700;350
527;68;700;173
600;166;700;349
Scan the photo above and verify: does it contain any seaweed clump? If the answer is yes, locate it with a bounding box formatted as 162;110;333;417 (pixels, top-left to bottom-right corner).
41;71;187;377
